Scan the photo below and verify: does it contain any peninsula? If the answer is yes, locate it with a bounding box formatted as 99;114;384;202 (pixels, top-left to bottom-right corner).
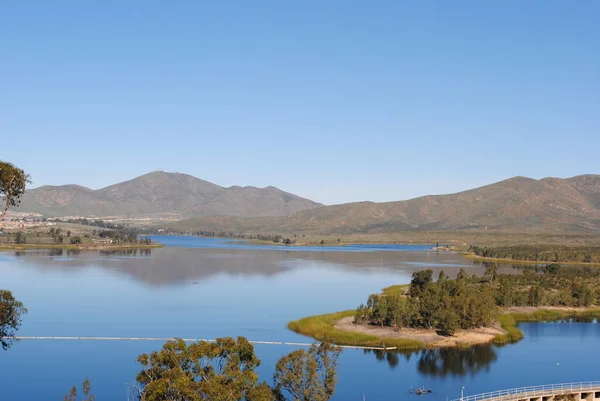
0;219;161;251
289;265;600;350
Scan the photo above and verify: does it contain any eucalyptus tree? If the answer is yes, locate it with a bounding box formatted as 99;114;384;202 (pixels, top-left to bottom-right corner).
0;161;30;221
134;337;341;401
274;343;341;401
0;290;27;350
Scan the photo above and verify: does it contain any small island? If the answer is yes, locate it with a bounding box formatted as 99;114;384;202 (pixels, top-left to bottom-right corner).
289;264;600;350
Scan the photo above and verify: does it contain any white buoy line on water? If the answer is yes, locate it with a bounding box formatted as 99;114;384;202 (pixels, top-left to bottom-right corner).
4;336;397;351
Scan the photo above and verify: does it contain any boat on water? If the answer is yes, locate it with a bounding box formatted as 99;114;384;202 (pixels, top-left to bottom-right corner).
410;387;432;396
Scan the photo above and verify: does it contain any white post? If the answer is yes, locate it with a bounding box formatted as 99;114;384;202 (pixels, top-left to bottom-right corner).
461;386;465;401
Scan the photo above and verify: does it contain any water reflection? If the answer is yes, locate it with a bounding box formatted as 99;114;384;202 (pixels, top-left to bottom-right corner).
3;237;519;287
365;344;498;377
13;238;598;292
15;248;82;257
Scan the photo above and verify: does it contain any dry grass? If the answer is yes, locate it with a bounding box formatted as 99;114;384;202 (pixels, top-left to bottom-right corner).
287;311;425;350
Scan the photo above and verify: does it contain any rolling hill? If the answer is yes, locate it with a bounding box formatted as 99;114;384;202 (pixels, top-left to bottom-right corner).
169;175;600;235
16;171;323;218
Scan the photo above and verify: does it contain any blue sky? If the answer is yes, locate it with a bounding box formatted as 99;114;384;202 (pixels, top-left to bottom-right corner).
2;1;598;205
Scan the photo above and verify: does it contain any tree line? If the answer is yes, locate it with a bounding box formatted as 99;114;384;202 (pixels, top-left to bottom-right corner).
355;269;497;335
182;231;303;244
50;218;129;231
355;264;600;336
0;227;152;246
470;245;600;264
96;229;152;245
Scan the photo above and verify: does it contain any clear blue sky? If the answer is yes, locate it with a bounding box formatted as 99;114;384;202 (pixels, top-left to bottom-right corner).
2;1;598;205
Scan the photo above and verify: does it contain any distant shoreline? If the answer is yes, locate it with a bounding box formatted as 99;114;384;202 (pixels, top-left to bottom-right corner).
161;235;441;247
0;243;163;251
244;238;456;248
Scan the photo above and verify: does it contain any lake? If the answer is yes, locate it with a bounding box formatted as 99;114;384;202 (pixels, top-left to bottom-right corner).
1;236;599;401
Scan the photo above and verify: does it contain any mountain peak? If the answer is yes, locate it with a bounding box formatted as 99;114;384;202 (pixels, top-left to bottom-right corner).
18;172;322;218
170;174;600;235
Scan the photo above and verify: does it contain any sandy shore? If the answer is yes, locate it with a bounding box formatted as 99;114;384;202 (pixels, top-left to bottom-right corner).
334;316;506;348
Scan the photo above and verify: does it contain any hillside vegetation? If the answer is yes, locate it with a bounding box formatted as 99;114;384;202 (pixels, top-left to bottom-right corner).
169;175;600;236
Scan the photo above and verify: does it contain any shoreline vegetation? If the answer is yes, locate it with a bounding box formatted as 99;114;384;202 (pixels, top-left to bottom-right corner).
0;242;163;251
464;245;600;266
166;233;460;249
288;307;600;351
246;238;457;249
288;264;600;351
463;252;600;267
0;220;163;251
165;228;600;247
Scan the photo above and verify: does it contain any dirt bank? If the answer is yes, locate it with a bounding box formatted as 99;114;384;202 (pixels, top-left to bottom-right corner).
334;316;506;348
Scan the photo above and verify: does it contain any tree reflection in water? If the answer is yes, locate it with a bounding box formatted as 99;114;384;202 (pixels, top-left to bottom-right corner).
364;344;498;377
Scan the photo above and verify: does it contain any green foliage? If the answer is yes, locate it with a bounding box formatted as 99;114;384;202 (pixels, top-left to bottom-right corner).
356;263;600;336
136;337;273;401
456;268;469;282
527;286;542;306
69;236;83;245
354;304;369;325
14;231;26;244
63;378;94;401
494;309;600;345
0;289;27;350
380;284;409;296
494;315;524;343
435;306;460;336
484;264;498;282
496;277;516;307
135;337;341;401
0;161;31;221
572;281;594;307
437;270;447;283
470;245;600;264
274;343;341;401
408;269;434;297
359;271;498;336
97;229;147;245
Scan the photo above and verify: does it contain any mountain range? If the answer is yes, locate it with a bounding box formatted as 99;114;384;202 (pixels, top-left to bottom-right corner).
169;175;600;234
17;171;322;218
17;172;600;235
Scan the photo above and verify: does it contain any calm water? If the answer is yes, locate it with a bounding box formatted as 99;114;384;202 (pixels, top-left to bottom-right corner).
0;236;599;401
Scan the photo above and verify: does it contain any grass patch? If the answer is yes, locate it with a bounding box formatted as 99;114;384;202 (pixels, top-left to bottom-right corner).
381;284;409;296
287;311;425;350
493;309;600;344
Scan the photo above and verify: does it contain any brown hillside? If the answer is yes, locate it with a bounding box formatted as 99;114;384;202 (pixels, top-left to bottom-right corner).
170;175;600;235
17;171;323;218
